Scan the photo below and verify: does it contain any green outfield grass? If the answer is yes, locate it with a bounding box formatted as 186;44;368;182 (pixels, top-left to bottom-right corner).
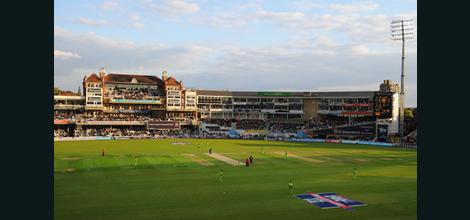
54;139;417;220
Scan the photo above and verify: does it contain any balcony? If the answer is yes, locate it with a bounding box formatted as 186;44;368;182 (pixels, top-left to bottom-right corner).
108;98;162;104
103;109;150;114
54;104;85;110
317;110;342;115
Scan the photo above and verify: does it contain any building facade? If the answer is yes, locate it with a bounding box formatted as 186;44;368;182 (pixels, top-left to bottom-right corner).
55;68;401;138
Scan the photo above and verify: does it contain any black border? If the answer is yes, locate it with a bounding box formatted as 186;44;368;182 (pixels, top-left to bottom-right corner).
418;1;470;219
3;0;470;219
2;0;53;219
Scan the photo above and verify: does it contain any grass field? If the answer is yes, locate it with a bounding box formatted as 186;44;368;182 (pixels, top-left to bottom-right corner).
54;139;417;220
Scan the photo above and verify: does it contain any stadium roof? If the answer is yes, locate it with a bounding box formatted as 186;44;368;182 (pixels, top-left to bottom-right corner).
307;91;376;98
104;73;162;85
196;90;305;97
58;91;80;96
196;90;376;98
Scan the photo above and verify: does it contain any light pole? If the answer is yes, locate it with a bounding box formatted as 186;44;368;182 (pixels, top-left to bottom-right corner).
391;19;414;147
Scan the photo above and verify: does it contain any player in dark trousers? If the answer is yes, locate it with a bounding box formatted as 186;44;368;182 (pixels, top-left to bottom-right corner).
288;181;294;194
245;158;250;167
209;148;212;154
102;149;105;157
249;155;253;164
353;168;357;177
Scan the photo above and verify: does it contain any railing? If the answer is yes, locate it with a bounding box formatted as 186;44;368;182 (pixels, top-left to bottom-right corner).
108;98;162;104
317;110;342;115
76;120;147;125
54;104;85;110
308;121;375;131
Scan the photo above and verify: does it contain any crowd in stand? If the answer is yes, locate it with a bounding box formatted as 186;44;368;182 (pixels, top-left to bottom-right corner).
54;114;414;144
78;113;150;122
54;129;68;137
269;123;303;132
306;117;374;131
237;119;268;130
202;119;233;127
404;136;417;145
404;129;417;145
72;127;212;139
202;119;268;130
54;111;75;120
106;87;160;100
200;117;375;133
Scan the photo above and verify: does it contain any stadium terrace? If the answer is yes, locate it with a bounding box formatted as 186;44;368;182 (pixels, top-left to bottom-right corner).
54;68;416;145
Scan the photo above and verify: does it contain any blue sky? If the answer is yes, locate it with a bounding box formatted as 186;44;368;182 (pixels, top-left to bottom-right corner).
54;0;417;106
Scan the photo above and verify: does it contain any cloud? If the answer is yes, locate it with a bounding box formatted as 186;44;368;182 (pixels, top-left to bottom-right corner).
254;10;305;23
128;14;145;29
178;37;417;106
54;32;417;106
294;1;324;10
76;17;110;27
329;1;379;13
99;1;120;11
130;14;141;21
54;26;214;89
205;7;392;44
144;0;200;16
132;22;145;29
54;50;81;59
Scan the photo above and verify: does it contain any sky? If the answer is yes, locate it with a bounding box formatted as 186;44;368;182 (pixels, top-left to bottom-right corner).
54;0;417;107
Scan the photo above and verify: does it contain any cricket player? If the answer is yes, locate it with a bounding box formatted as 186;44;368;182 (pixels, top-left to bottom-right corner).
209;148;212;154
134;155;138;167
285;150;288;158
245;158;250;167
288;181;294;194
249;155;253;164
353;168;357;177
219;169;223;182
102;149;105;157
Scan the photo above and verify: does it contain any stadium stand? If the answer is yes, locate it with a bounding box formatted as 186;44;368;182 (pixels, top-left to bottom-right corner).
53;69;416;145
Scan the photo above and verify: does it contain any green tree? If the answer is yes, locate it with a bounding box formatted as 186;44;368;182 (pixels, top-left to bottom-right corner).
54;87;61;95
404;108;414;119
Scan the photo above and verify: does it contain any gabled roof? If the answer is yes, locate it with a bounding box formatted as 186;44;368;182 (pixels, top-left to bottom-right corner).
164;77;181;86
104;73;162;85
58;91;80;96
85;73;102;82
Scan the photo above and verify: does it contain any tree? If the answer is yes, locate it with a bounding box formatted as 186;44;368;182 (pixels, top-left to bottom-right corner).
404;108;414;119
54;87;60;95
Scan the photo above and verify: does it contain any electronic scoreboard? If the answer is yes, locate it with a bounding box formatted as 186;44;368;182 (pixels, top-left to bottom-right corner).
373;92;393;119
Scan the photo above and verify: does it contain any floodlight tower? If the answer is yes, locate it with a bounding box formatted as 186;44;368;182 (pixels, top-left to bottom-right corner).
391;19;414;147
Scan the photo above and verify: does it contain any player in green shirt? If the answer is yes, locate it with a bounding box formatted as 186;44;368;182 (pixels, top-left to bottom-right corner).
219;169;223;182
288;181;294;194
353;168;357;177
